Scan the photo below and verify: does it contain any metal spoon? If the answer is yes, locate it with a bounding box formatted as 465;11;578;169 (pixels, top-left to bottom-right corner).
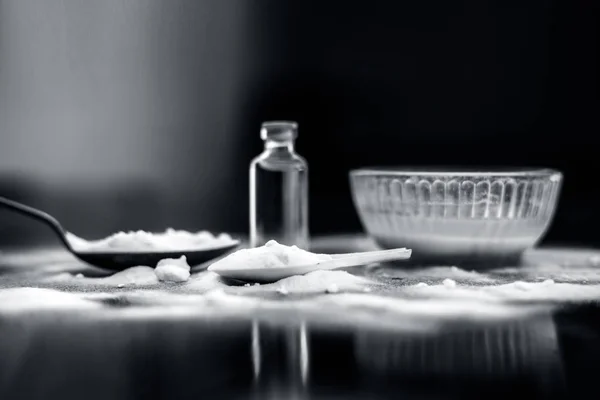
0;196;240;271
208;247;412;282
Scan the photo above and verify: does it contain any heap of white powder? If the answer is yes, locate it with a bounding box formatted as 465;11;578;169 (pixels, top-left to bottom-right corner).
209;240;332;270
155;256;191;282
66;228;236;253
240;270;372;294
45;256;193;285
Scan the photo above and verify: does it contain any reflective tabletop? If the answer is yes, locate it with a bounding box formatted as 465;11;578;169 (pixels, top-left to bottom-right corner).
1;235;600;399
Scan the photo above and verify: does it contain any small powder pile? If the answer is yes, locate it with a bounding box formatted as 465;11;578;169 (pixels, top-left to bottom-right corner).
44;266;160;287
209;240;332;271
155;256;191;282
52;257;193;286
443;278;457;288
248;270;372;294
101;266;159;286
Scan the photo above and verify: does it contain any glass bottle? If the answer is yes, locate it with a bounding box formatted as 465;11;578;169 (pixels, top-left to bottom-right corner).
250;121;309;249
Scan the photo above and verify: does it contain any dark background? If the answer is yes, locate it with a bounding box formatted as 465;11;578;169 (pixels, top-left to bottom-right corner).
0;0;597;247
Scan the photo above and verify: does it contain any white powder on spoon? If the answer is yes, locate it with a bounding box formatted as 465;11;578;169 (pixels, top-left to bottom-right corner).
66;228;236;253
208;240;377;293
208;240;332;271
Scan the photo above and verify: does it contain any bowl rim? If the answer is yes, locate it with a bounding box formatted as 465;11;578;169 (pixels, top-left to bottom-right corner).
350;167;562;179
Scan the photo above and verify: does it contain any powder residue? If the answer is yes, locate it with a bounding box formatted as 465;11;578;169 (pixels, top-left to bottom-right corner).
155;256;191;282
372;265;496;285
101;266;159;286
589;256;600;267
277;286;290;295
209;240;332;271
443;278;457;288
405;279;600;303
182;271;227;292
242;270;373;294
326;284;340;294
0;288;102;312
44;266;159;286
42;264;185;287
66;228;236;253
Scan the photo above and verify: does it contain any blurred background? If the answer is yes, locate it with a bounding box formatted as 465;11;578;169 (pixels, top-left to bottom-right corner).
0;0;597;247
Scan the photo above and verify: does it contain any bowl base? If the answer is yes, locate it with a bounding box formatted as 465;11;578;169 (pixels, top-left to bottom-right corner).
391;252;524;270
374;237;525;270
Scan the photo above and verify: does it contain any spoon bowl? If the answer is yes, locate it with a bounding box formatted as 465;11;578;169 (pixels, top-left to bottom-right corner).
0;196;240;271
72;244;240;271
208;247;412;283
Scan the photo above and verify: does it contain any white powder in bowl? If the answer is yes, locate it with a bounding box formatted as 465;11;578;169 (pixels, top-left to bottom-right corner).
209;240;332;270
155;256;191;282
66;228;236;253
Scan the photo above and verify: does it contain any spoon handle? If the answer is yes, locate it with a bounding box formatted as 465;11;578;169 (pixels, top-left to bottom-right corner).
0;196;72;250
323;248;412;269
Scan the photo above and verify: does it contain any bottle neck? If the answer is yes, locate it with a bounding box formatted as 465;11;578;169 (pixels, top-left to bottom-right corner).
265;139;295;152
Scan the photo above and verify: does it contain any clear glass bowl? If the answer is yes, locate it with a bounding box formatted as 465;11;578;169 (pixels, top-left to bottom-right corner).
349;168;563;266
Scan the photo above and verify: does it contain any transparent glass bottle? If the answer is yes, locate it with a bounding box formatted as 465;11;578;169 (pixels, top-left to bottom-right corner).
250;121;309;249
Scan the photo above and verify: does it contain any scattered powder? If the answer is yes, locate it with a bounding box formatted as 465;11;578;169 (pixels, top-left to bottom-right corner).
98;266;159;286
485;281;600;302
244;283;251;287
415;282;429;288
372;265;496;284
443;279;457;288
66;228;236;253
0;288;101;312
182;271;227;293
155;256;191;282
42;266;159;287
495;262;600;284
209;240;332;271
589;256;600;267
406;280;600;303
83;288;262;315
277;287;289;295
513;281;531;291
312;293;545;325
245;270;372;295
326;284;339;294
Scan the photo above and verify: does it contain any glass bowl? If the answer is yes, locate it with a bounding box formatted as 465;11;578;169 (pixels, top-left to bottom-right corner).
349;168;563;266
